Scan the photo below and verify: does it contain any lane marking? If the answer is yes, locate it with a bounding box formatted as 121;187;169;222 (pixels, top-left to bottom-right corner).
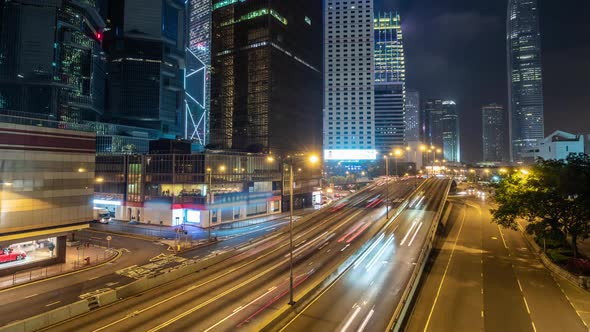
407;222;424;247
400;221;418;246
24;293;38;299
423;206;467;332
46;301;61;307
497;225;508;249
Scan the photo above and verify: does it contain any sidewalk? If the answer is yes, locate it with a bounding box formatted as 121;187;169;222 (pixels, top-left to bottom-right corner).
92;207;318;240
0;244;117;290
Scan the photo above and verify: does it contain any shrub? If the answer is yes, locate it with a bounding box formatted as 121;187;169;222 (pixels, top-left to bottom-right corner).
546;249;570;265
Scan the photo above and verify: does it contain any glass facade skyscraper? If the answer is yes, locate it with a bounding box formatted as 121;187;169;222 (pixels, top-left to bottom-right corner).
482;103;506;162
103;0;186;137
507;0;544;162
211;0;322;154
374;12;405;154
441;100;460;162
0;0;105;122
405;89;420;142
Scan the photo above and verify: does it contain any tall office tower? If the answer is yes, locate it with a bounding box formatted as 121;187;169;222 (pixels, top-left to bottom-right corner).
374;12;405;155
507;0;544;162
0;0;105;121
482;103;506;162
405;89;420;142
186;0;211;147
323;0;376;161
421;99;444;147
441;100;460;162
103;0;186;136
210;0;322;154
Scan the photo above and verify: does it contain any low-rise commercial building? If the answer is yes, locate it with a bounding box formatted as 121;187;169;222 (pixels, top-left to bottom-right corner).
94;151;321;228
0;120;95;276
533;130;585;161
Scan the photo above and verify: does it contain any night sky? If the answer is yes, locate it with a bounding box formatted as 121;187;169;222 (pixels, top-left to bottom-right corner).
374;0;590;162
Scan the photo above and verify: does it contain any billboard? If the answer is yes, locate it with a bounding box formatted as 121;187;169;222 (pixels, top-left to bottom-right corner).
324;149;378;161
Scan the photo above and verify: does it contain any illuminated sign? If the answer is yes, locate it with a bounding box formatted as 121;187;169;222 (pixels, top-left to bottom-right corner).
324;149;377;161
93;199;122;206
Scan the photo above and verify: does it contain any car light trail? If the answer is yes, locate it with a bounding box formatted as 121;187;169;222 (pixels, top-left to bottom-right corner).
346;222;372;243
407;222;423;246
353;233;385;269
338;222;365;243
357;306;375;332
366;235;395;271
340;304;362;332
400;221;418;246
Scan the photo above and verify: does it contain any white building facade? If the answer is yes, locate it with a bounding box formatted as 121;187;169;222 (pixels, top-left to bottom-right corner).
323;0;376;161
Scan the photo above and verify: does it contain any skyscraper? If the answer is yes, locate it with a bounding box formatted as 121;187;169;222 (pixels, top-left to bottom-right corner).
374;12;405;155
482;103;506;162
405;89;420;142
103;0;186;136
186;0;211;146
324;0;376;161
422;98;444;148
0;0;105;121
507;0;544;162
210;0;322;154
441;100;460;162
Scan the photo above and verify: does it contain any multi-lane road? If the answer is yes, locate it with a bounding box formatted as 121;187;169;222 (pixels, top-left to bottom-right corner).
405;192;588;332
35;178;423;331
279;178;450;332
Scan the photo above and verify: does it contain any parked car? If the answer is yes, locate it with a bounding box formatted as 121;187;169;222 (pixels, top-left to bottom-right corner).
0;248;26;264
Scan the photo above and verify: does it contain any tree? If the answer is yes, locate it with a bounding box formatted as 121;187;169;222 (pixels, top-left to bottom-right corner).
491;154;590;258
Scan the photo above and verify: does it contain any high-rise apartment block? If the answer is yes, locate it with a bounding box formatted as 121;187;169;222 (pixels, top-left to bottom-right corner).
324;0;376;161
209;0;322;154
507;0;544;162
374;12;405;155
482;103;506;162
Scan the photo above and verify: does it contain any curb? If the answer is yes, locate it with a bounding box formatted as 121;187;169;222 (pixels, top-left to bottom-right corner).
0;249;122;293
516;221;590;292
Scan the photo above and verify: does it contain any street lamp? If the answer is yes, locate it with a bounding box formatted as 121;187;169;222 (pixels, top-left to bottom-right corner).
206;167;212;241
383;155;390;219
393;148;403;177
268;153;320;305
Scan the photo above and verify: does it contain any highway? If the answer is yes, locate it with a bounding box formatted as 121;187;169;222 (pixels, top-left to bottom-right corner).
0;209;314;325
39;178;422;331
279;178;450;332
405;191;587;332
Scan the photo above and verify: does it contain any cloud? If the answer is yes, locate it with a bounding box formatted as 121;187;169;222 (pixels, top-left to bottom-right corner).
432;12;503;43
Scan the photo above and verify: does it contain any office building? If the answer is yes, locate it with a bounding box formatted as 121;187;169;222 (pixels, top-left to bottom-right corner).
482;103;506;162
323;0;376;161
0;118;95;277
374;12;405;155
0;0;106;122
210;0;322;154
507;0;545;162
186;0;211;146
421;98;444;148
94;150;321;227
102;0;186;137
405;89;420;142
441;100;460;162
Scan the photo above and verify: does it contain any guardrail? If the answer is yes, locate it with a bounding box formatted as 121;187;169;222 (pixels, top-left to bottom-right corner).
386;178;453;332
257;178;430;332
0;181;383;332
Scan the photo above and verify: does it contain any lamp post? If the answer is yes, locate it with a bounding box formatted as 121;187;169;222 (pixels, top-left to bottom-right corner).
393;148;403;177
206;167;212;241
269;154;319;305
384;155;389;219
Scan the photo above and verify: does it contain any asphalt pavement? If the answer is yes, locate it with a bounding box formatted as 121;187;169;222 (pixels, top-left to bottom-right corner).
404;192;587;332
279;178;450;332
41;178;422;332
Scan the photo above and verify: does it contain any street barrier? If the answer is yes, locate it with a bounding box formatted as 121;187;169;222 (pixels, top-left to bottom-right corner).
386;179;452;332
0;300;89;332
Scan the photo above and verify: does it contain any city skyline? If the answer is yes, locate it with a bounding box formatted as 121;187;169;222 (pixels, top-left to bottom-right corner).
375;0;590;162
